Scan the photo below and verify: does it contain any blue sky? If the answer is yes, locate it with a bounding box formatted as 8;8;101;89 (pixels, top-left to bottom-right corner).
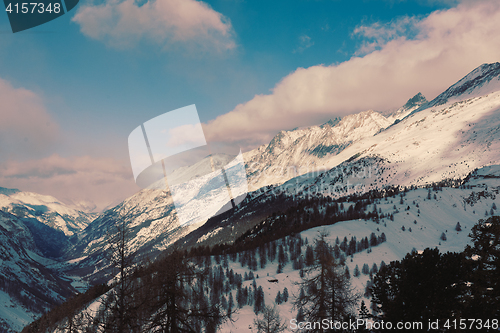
1;0;499;209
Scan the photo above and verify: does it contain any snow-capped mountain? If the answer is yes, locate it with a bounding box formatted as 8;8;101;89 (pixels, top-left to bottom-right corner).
243;110;394;191
0;211;77;333
63;108;397;282
64;152;248;282
0;187;95;237
171;62;500;255
277;64;500;199
242;92;429;193
63;62;500;284
63;188;183;282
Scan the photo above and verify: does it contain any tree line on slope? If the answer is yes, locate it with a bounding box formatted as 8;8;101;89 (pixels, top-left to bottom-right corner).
23;219;384;332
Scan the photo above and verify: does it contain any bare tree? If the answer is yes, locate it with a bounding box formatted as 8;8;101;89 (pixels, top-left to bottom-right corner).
99;219;139;333
253;305;287;333
145;250;232;333
294;230;358;332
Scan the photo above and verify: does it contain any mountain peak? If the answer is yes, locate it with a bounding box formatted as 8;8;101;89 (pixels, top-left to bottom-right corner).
320;117;341;128
403;92;427;109
0;187;20;196
427;62;500;108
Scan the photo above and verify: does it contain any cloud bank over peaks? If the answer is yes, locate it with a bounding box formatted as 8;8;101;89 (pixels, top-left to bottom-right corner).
204;0;500;149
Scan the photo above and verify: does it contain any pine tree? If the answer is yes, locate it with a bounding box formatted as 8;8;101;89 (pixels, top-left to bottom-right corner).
259;246;267;269
358;300;371;319
371;248;468;325
296;307;305;322
282;288;289;303
275;291;282;305
278;245;287;266
464;216;500;318
353;265;360;277
228;293;234;318
305;245;314;266
236;286;245;308
254;286;265;314
148;250;229;332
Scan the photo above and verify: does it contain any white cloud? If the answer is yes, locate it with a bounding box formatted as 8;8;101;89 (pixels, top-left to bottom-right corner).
204;0;500;147
0;78;59;161
166;123;206;148
72;0;236;52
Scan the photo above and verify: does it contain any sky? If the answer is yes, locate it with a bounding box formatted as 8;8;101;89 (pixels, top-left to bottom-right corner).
1;0;500;211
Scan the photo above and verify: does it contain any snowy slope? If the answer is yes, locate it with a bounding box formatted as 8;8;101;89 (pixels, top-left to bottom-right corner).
0;188;95;236
219;172;500;332
241;63;500;199
284;89;500;199
243;110;393;192
55;169;500;333
0;211;77;333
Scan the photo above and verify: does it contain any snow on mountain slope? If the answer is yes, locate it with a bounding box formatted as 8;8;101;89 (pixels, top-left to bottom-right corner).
49;62;500;296
284;89;500;199
218;172;500;331
243;110;393;191
64;152;249;282
47;166;500;333
242;63;500;200
66;189;212;282
0;211;77;333
0;188;95;236
60;108;404;283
